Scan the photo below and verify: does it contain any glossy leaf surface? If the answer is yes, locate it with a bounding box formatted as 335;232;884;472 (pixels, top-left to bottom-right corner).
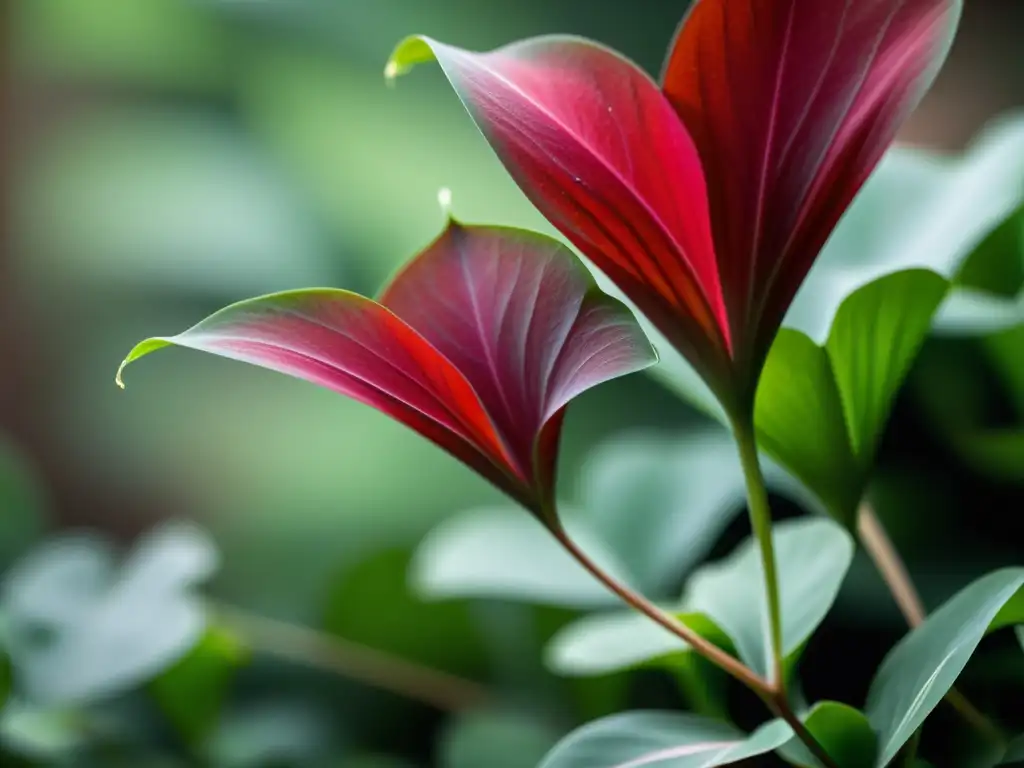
413;429;808;609
547;518;853;680
387;36;731;395
756;270;948;526
662;0;962;364
790;113;1024;341
866;567;1024;766
538;711;792;768
118;223;656;517
413;507;629;609
389;0;962;410
778;702;876;768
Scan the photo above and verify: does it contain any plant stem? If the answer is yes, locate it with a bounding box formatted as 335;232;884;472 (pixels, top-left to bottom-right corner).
857;503;926;627
213;603;490;712
762;691;841;768
551;523;839;768
733;420;786;693
551;527;770;693
856;503;1005;745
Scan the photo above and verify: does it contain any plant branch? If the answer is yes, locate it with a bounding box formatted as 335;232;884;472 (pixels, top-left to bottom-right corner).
212;602;490;712
763;691;841;768
550;525;771;694
856;502;1005;745
857;503;926;627
733;420;786;693
550;518;839;767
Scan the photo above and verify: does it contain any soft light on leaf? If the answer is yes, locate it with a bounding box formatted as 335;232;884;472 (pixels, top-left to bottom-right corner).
866;567;1024;766
792;113;1024;341
1;521;217;705
545;611;730;679
546;519;853;681
686;518;854;678
757;270;949;526
413;507;627;609
538;710;792;768
778;702;876;768
117;223;656;520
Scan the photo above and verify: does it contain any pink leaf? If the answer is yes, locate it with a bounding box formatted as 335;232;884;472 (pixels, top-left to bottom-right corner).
662;0;962;365
387;36;733;397
117;223;656;519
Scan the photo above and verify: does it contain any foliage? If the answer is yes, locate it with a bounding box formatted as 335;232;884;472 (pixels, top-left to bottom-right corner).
3;0;1024;767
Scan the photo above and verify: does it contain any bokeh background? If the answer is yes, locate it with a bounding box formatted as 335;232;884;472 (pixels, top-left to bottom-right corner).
1;1;1023;766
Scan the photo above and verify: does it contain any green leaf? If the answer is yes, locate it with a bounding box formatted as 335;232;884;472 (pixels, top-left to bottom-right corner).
687;518;854;678
756;331;860;520
583;429;809;594
955;205;1024;297
866;567;1024;767
789;114;1024;341
778;702;877;768
0;521;217;705
934;205;1024;335
414;430;811;608
413;507;627;609
757;270;949;526
149;625;248;748
547;518;854;680
439;710;560;768
546;611;730;678
538;711;792;768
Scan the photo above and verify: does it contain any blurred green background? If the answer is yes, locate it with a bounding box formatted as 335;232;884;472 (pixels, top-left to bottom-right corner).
1;1;1023;766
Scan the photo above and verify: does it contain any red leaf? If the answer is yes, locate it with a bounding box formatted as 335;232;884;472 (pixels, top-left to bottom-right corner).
117;224;656;518
387;37;733;396
388;1;961;414
662;0;962;366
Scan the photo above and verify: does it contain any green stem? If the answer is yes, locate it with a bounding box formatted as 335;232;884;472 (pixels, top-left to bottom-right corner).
733;419;786;693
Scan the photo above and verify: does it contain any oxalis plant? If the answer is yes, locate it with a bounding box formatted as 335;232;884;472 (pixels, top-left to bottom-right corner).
114;0;1024;766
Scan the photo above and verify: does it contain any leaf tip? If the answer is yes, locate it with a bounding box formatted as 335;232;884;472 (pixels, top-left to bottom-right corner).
384;35;438;85
114;338;174;391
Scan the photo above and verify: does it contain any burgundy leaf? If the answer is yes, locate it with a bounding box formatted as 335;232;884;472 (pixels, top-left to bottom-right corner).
117;224;656;518
388;0;962;416
387;36;734;399
662;0;962;368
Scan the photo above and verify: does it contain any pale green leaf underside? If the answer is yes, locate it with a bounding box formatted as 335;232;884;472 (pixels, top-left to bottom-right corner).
546;518;853;680
538;711;792;768
866;567;1024;767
